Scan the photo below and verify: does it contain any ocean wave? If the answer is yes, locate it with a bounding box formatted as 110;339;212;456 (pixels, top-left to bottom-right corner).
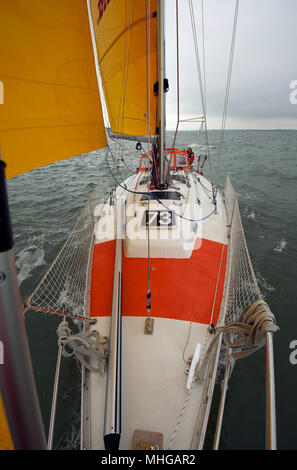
247;211;256;220
273;238;287;253
256;271;276;295
15;235;46;285
242;206;257;221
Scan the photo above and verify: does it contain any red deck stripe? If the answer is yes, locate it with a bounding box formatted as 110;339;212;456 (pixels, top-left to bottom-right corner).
90;239;227;324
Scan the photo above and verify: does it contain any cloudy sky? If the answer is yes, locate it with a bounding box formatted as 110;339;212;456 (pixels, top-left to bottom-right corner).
165;0;297;130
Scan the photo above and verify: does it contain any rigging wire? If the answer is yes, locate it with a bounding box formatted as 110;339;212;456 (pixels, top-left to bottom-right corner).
201;0;206;116
105;146;217;223
172;1;206;156
172;0;180;150
188;0;214;190
215;0;240;182
109;136;137;175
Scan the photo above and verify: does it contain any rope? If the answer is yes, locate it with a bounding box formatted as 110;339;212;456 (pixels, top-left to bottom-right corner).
167;379;195;450
57;320;109;374
196;300;279;383
148;190;217;223
197;177;212;193
222;300;279;358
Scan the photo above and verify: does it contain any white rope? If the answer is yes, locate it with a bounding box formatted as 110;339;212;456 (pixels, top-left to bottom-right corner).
167;379;195;450
57;320;109;374
196;300;279;383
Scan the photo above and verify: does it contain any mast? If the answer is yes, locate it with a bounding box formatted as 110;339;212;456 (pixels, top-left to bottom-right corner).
157;0;166;188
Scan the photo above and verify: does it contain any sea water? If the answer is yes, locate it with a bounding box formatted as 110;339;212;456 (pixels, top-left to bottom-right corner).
6;130;297;449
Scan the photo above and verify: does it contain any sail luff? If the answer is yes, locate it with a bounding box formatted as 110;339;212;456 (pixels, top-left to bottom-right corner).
86;0;110;128
90;0;158;139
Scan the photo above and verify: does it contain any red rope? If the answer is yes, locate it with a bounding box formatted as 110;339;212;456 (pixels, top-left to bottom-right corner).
23;306;94;322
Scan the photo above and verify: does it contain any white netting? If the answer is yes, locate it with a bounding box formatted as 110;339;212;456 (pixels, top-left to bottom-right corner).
195;175;278;386
23;181;105;321
221;174;262;325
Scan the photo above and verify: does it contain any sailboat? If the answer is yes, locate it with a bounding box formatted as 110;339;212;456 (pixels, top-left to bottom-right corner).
0;0;279;451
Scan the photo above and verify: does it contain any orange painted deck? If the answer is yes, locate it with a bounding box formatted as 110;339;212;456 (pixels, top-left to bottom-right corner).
90;239;228;325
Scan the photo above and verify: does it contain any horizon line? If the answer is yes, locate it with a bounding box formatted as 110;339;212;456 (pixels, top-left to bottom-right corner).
165;128;297;131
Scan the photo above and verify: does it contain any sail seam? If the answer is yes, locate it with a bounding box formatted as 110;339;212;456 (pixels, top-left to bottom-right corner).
98;15;156;65
0;73;98;91
1;123;104;132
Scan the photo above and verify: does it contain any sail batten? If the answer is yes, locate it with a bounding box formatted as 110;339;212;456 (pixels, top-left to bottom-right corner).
90;0;158;138
0;0;107;179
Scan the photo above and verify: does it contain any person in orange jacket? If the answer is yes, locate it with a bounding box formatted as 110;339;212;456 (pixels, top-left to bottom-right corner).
186;147;195;166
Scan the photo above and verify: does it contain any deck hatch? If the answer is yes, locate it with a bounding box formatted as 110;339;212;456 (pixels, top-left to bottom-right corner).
140;191;181;201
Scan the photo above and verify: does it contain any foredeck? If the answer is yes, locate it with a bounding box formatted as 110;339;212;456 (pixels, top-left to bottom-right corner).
82;171;229;450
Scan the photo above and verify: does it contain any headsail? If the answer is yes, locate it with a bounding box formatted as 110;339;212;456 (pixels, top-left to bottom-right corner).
89;0;158;138
0;0;107;179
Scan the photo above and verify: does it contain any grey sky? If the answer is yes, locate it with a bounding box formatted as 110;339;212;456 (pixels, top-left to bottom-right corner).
165;0;297;130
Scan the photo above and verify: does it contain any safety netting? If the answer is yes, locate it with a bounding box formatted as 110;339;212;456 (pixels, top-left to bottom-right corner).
220;174;262;326
196;174;278;383
23;181;105;321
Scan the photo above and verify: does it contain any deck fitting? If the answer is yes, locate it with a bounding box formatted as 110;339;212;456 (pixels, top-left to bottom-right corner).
144;318;154;335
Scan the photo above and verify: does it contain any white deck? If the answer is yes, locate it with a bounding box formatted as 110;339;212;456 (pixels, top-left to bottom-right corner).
83;316;219;450
93;172;228;254
82;170;229;450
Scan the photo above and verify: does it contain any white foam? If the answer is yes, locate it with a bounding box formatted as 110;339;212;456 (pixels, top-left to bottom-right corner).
256;271;276;294
15;235;46;285
247;211;256;220
273;238;287;253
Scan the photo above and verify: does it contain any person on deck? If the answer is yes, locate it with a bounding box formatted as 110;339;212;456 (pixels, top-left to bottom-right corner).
186;147;195;166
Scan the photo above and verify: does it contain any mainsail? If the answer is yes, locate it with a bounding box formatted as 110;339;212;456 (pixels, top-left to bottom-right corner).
0;0;107;179
89;0;158;138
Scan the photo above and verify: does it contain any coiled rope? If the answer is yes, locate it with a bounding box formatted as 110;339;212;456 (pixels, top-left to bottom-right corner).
196;300;279;383
57;320;109;374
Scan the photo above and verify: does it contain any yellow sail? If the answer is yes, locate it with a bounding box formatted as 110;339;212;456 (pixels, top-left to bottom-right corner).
90;0;158;137
0;0;107;179
0;396;13;450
